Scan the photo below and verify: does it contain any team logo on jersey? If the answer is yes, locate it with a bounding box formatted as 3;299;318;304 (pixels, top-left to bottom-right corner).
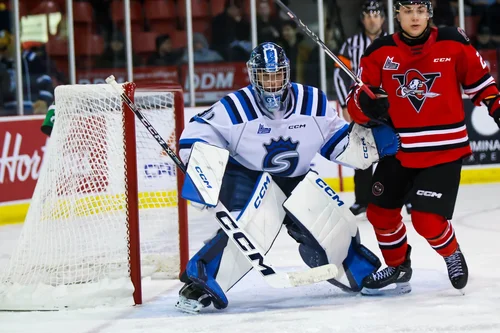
383;57;400;70
393;69;441;113
262;137;299;177
257;124;271;134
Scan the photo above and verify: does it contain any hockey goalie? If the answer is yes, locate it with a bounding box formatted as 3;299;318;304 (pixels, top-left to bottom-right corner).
174;42;400;314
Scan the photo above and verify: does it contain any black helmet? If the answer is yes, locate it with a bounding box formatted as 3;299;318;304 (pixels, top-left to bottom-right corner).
246;42;290;115
361;1;385;19
394;1;433;18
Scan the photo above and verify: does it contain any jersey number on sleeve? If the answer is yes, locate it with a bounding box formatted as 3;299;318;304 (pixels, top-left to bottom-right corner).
476;51;488;70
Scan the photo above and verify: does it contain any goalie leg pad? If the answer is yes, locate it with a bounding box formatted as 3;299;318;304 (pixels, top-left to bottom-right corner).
292;229;380;292
283;171;380;292
215;172;287;291
181;171;288;310
182;231;229;310
342;235;381;291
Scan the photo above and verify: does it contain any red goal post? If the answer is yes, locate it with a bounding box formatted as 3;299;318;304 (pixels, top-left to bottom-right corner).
124;82;189;305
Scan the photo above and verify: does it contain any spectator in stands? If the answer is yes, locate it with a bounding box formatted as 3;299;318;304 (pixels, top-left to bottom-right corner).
431;0;455;27
147;34;183;66
468;0;496;37
1;43;56;116
304;21;339;89
182;33;224;63
211;0;251;61
0;29;12;116
95;29;140;69
257;0;281;43
278;20;312;83
476;25;496;49
487;1;500;46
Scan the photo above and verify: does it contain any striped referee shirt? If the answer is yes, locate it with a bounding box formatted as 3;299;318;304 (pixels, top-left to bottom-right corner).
333;31;387;107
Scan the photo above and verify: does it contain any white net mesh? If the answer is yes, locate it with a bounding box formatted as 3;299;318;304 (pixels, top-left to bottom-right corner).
0;83;183;309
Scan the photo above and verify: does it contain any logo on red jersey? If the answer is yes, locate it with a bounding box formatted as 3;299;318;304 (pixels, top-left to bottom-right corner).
393;69;441;113
383;56;400;70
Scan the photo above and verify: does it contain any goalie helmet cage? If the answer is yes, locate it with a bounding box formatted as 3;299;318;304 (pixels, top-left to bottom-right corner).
0;82;188;310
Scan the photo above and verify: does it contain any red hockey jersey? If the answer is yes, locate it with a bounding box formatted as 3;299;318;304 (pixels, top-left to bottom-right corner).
347;26;499;168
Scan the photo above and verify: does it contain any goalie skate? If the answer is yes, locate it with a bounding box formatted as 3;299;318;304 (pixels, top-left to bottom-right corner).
175;296;205;314
174;283;211;314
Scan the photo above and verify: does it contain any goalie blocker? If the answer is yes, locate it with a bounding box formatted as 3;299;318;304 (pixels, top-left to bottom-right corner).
177;142;381;313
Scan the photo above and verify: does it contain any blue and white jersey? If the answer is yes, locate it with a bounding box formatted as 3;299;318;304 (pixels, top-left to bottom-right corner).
179;83;350;177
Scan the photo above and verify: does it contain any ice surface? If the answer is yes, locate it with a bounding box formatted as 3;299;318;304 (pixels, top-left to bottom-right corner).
1;183;500;333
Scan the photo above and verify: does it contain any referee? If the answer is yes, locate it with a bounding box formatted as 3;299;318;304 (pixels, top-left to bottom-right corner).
333;1;389;216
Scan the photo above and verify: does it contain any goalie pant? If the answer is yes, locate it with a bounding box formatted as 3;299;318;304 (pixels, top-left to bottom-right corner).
179;163;381;310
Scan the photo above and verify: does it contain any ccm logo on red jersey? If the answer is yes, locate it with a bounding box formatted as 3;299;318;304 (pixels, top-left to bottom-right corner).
434;58;452;63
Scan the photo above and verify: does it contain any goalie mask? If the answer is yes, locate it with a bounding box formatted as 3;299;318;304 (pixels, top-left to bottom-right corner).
247;42;290;117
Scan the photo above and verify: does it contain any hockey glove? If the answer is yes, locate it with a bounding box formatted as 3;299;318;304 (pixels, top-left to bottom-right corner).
484;94;500;128
355;85;390;125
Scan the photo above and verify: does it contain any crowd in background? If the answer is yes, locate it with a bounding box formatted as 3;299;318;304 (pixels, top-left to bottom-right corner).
0;0;498;116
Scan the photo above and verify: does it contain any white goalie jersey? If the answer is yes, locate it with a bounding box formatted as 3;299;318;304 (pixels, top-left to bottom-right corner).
179;83;350;177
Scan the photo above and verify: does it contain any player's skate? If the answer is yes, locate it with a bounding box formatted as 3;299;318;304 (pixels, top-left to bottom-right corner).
444;246;468;294
361;245;412;296
175;282;213;314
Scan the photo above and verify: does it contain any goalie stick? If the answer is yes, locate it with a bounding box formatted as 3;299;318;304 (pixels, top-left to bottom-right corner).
105;75;338;288
275;0;378;100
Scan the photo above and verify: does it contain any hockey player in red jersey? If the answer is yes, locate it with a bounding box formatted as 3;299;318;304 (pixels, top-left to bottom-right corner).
346;0;500;295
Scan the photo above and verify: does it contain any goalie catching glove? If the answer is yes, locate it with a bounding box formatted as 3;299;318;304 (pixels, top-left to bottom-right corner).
335;122;400;170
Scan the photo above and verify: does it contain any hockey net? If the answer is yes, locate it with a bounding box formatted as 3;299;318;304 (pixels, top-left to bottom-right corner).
0;82;188;310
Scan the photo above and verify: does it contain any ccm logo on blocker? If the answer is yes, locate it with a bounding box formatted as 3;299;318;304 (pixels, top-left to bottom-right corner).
195;166;213;189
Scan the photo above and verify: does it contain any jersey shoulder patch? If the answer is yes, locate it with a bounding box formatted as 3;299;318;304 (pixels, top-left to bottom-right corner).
189;105;216;124
436;26;470;45
290;83;328;117
218;87;259;124
363;34;397;57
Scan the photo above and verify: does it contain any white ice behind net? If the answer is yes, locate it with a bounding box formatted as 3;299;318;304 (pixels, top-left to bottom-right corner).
0;84;181;309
